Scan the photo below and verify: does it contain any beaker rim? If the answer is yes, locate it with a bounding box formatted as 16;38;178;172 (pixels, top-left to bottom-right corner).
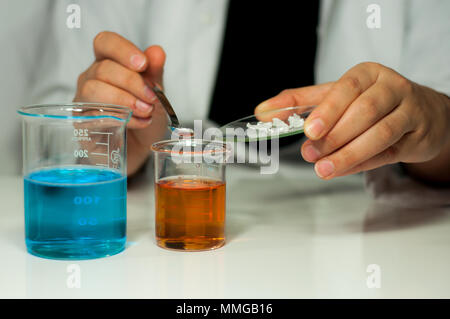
17;103;132;122
151;139;231;155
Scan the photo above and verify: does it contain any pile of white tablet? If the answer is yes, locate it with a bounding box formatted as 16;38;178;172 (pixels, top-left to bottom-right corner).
246;113;304;135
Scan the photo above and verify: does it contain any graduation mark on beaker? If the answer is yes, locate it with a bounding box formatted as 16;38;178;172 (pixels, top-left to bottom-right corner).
89;131;114;168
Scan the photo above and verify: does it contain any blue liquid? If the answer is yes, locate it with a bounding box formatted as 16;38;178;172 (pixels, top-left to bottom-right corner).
24;167;127;260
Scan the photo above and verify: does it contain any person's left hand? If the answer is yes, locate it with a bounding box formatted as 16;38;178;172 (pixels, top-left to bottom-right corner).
255;62;450;180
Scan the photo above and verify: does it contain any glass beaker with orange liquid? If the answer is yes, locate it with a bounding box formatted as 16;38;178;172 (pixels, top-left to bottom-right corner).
151;139;230;251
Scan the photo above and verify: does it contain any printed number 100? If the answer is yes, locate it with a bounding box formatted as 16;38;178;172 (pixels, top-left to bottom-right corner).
74;196;100;205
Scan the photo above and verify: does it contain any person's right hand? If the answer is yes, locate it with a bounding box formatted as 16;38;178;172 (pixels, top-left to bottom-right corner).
74;31;168;175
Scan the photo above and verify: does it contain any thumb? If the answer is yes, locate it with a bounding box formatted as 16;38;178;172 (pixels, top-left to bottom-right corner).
254;82;333;114
142;45;166;89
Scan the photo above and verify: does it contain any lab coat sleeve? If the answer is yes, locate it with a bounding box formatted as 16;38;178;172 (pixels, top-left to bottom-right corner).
398;0;450;96
28;0;151;104
28;0;92;104
365;0;450;205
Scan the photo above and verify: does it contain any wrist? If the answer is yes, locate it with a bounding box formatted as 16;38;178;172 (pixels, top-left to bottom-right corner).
127;132;152;176
441;93;450;146
403;90;450;184
127;150;151;176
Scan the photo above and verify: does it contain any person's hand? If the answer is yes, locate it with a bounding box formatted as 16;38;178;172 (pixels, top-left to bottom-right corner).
74;31;168;175
255;62;450;182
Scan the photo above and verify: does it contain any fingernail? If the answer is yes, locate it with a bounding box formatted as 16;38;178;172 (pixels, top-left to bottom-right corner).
315;160;335;178
143;86;157;102
135;99;153;113
303;144;321;162
305;118;325;139
130;54;146;70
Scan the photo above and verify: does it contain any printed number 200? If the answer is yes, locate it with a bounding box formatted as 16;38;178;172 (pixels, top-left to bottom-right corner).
74;149;88;158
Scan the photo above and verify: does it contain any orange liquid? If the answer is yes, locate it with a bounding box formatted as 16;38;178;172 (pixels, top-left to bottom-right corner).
155;176;226;251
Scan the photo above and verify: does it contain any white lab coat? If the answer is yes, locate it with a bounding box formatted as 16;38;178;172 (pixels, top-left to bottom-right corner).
1;0;449;181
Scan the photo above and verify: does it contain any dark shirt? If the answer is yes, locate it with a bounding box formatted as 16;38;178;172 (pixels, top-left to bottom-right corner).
209;0;320;147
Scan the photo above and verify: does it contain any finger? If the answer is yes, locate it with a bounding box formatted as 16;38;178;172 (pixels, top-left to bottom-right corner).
142;45;166;88
127;103;170;146
304;62;381;140
93;31;148;72
334;147;399;177
313;107;412;179
127;116;153;130
334;138;411;177
87;59;158;106
254;82;333;113
301;82;402;162
74;79;154;120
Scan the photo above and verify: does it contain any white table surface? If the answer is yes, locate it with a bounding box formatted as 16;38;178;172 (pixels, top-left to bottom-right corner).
1;162;450;299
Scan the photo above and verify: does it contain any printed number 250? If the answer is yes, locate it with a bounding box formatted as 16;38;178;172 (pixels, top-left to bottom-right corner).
74;129;89;137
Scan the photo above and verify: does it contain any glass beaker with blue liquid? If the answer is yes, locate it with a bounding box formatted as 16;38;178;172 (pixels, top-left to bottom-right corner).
18;104;131;260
